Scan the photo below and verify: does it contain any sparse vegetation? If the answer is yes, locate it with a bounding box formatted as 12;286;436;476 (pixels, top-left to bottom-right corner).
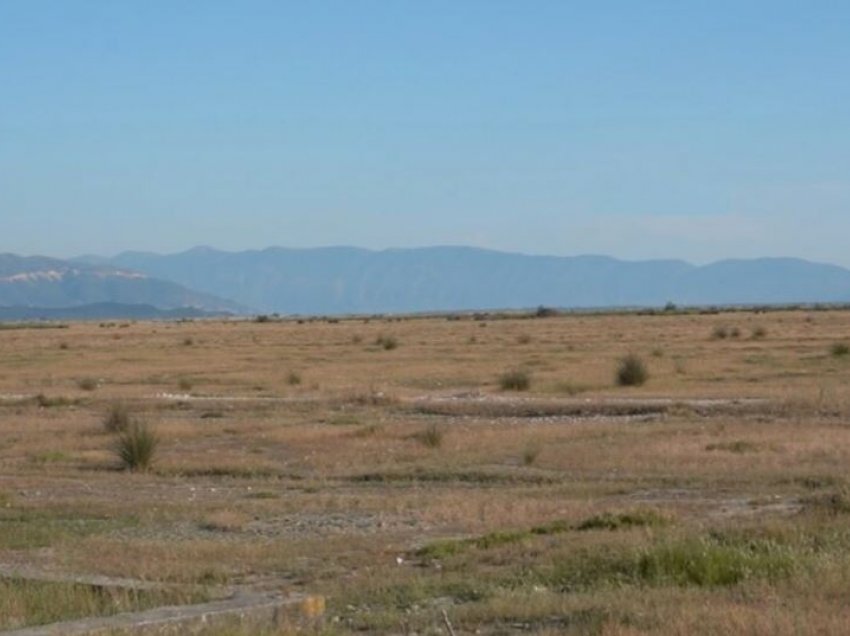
103;402;131;433
705;440;759;453
76;377;98;391
116;421;159;471
831;343;850;357
711;325;729;340
576;509;669;531
521;440;541;466
414;423;443;449
615;353;648;386
286;371;302;385
498;368;531;391
4;309;850;633
375;334;398;350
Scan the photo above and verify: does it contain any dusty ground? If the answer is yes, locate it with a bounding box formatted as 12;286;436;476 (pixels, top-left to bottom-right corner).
1;308;850;634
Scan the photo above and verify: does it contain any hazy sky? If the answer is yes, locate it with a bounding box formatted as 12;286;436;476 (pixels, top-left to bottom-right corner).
2;2;849;265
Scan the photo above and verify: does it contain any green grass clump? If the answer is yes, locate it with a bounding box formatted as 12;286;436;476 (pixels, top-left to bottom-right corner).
116;421;159;472
831;343;850;357
546;537;796;591
499;369;531;391
615;354;648;387
576;509;668;531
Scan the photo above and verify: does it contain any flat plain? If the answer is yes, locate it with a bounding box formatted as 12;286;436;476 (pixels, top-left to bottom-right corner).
2;309;850;634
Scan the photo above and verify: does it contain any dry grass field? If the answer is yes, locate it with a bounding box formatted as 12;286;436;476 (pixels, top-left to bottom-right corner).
2;308;850;634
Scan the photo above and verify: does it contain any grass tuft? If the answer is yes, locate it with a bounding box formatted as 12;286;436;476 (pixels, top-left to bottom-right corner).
831;343;850;357
375;334;398;350
286;371;302;385
615;354;648;387
76;377;98;391
413;423;443;449
116;421;159;472
499;369;531;391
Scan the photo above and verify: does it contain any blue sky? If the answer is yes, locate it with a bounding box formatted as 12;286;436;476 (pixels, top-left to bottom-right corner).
2;1;849;265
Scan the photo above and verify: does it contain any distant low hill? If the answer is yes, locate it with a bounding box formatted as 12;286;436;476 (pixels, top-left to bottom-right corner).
95;246;850;314
0;254;244;316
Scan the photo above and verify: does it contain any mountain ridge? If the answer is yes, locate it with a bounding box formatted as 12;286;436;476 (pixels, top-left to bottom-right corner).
95;246;850;315
0;253;245;314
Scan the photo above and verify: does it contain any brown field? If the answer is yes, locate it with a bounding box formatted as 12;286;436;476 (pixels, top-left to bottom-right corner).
2;309;850;634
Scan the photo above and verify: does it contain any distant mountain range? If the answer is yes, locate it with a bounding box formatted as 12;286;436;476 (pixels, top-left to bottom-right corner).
86;246;850;315
0;254;243;317
4;246;850;320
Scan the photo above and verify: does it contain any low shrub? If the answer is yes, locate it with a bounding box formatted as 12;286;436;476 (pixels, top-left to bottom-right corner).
499;369;531;391
76;378;98;391
616;354;648;387
831;343;850;357
116;421;159;472
286;371;302;386
375;335;398;350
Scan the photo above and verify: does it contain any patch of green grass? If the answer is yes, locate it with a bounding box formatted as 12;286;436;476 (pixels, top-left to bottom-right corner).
545;536;797;591
0;578;204;630
419;512;663;560
576;509;669;531
0;510;135;550
831;343;850;357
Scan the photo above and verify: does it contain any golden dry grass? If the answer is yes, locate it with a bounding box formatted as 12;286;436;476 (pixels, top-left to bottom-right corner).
2;309;850;633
